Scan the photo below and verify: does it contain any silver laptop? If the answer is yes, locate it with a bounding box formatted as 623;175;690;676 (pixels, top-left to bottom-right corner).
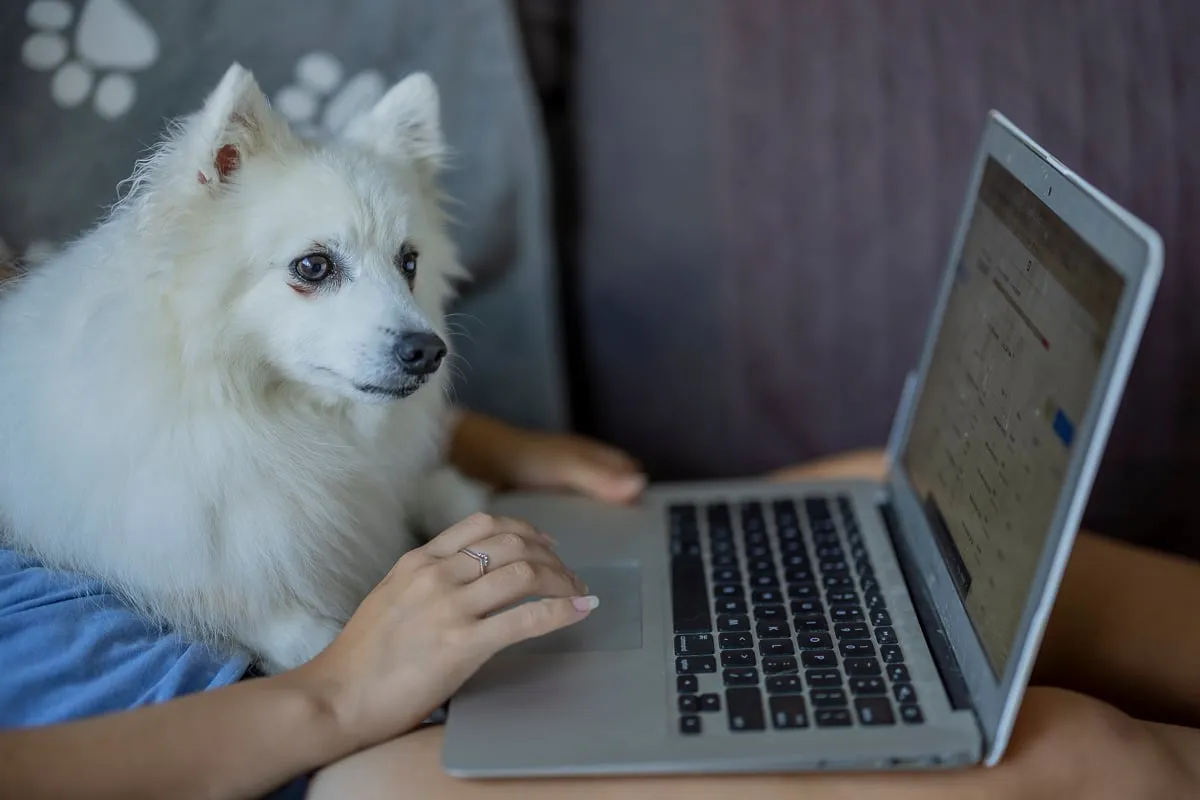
442;112;1163;777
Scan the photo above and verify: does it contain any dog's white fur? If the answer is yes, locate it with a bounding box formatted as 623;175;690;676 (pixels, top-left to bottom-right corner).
0;64;488;672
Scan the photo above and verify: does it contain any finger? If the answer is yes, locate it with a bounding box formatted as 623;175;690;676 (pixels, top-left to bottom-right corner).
441;530;574;585
475;595;599;652
423;513;547;559
459;560;587;617
561;457;646;505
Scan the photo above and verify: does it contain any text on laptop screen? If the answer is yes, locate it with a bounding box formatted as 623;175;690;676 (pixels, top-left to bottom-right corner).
902;157;1125;676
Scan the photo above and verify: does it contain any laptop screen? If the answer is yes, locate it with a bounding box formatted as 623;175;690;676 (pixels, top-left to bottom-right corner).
901;156;1125;677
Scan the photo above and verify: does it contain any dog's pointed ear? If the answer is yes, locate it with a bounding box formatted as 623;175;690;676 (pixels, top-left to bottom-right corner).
190;63;275;186
342;72;445;172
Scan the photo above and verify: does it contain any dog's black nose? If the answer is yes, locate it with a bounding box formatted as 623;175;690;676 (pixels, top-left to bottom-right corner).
394;332;447;375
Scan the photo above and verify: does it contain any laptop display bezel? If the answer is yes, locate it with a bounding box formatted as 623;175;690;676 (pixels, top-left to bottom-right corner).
883;111;1162;766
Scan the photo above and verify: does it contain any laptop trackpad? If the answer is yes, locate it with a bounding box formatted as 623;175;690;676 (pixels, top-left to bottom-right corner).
511;564;642;654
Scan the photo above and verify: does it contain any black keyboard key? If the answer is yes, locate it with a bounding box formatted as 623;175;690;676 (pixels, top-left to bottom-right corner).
900;704;925;725
887;664;911;682
755;604;786;620
834;623;870;640
815;708;853;727
712;553;739;568
718;614;750;632
752;589;783;605
881;644;905;664
766;674;804;694
679;694;700;713
784;567;813;583
756;620;790;639
726;687;766;731
855;696;895;726
768;695;809;729
819;560;849;574
823;575;855;590
710;540;734;556
806;668;842;687
744;533;770;551
875;627;898;645
798;633;833;650
719;632;753;649
865;591;887;610
671;539;702;557
746;558;775;574
680;714;702;734
715;597;748;614
810;688;848;707
676;656;717;674
721;649;757;668
707;502;731;524
701;693;721;712
831;606;864;622
791;599;824;616
674;634;715;656
714;583;744;599
723;668;759;687
860;576;879;593
762;656;799;674
828;591;859;605
801;650;837;668
794;615;829;632
777;524;802;543
814;544;843;559
677;675;699;693
839;639;875;657
893;683;918;704
746;544;771;559
760;639;795;657
779;539;807;555
670;555;712;634
844;657;882;676
855;559;874;577
788;583;819;599
712;568;741;584
870;609;892;626
750;574;779;589
850;677;887;695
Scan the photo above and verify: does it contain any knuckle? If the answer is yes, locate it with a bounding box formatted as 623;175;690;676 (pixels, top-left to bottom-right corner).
495;531;525;553
469;512;496;530
514;600;549;633
506;559;538;589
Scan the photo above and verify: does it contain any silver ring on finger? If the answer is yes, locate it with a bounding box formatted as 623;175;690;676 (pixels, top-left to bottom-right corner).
457;547;490;579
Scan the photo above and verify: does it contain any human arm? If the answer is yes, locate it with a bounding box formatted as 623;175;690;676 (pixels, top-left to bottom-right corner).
447;410;645;504
0;514;596;800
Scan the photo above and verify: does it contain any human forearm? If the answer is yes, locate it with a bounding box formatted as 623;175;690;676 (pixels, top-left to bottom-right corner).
0;668;350;800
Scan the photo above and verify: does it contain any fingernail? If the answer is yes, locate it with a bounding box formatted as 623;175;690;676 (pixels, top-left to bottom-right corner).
572;595;600;612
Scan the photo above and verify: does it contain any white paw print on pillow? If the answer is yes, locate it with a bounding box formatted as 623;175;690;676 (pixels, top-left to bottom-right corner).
274;52;387;138
21;0;159;120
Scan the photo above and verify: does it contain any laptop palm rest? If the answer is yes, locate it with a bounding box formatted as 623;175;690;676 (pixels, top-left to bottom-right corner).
508;564;643;655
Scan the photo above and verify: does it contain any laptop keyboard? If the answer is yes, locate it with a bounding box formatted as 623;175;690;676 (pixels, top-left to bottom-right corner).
670;495;925;735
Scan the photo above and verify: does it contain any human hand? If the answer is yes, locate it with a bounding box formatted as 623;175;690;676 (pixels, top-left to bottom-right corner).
295;513;597;752
449;412;646;505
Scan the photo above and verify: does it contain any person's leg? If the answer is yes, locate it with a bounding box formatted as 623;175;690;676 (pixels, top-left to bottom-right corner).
1035;532;1200;726
308;686;1200;799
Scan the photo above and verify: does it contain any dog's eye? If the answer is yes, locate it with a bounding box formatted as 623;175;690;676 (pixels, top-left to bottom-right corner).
397;245;418;279
292;254;332;283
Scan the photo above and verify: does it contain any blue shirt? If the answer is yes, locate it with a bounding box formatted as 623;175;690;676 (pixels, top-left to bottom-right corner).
0;548;250;727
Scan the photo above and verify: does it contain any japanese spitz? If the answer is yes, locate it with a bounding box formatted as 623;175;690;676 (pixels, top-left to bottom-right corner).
0;64;488;672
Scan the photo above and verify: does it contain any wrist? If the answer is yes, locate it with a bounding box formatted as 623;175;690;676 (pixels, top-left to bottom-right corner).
275;661;365;763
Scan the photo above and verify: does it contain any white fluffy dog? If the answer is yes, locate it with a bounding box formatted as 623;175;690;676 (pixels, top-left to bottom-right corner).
0;64;488;673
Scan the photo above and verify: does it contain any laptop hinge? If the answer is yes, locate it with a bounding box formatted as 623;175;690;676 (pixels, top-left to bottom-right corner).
877;498;973;713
